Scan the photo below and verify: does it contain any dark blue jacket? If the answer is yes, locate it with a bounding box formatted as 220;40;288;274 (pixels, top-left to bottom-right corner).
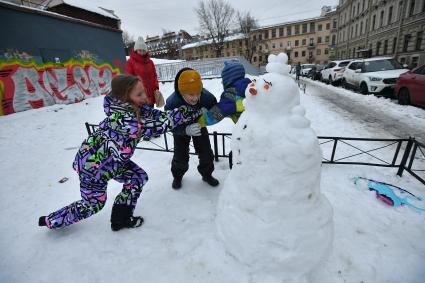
165;68;217;135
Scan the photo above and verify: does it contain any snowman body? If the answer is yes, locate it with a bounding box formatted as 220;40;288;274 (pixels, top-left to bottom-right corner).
216;53;334;282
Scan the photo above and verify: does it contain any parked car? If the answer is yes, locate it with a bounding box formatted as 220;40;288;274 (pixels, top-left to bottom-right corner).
301;64;315;76
395;64;425;107
321;60;351;84
342;57;409;95
307;64;325;80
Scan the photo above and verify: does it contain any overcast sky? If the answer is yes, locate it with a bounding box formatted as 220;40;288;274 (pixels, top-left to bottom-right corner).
90;0;338;39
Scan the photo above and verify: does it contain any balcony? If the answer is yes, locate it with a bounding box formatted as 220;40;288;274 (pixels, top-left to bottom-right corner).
307;44;316;50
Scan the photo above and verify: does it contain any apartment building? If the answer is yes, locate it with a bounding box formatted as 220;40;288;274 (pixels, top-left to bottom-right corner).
250;14;335;66
181;33;249;60
145;30;192;59
336;0;425;67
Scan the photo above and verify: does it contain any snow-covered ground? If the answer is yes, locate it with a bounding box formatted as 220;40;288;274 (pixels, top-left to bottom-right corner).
0;79;424;283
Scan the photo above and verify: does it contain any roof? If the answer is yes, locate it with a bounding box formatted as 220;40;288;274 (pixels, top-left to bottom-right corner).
254;15;329;31
42;0;119;19
182;33;246;50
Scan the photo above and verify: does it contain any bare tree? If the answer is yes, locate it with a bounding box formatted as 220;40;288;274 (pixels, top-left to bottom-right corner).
122;30;135;49
195;0;235;58
237;11;257;63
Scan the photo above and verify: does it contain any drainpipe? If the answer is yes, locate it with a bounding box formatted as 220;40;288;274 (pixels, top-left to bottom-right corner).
394;0;407;58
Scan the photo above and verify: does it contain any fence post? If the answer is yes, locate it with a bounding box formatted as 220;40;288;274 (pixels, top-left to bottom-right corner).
85;122;91;135
213;131;219;162
330;138;338;162
397;138;414;177
164;133;169;151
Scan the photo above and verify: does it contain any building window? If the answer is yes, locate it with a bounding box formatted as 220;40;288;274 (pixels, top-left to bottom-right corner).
360;21;363;34
302;50;306;57
295;51;299;57
259;34;262;40
355;24;358;36
253;35;256;41
416;31;423;50
325;48;329;54
411;56;419;68
403;34;411;52
326;23;331;30
259;55;262;62
272;43;276;49
353;6;356;17
357;2;360;15
317;49;322;55
287;26;292;36
380;10;384;27
310;38;314;45
253;56;257;62
409;0;416;16
310;22;315;32
279;28;284;37
288;41;292;47
332;35;336;45
351;26;354;38
264;30;269;39
318;37;322;43
383;40;388;54
272;29;276;38
302;39;306;45
302;24;308;33
332;20;337;29
362;0;366;11
325;36;330;43
318;24;323;31
259;45;262;51
226;42;229;48
392;37;398;53
280;42;283;48
295;40;299;46
372;15;376;30
376;41;382;55
388;6;393;24
295;25;300;34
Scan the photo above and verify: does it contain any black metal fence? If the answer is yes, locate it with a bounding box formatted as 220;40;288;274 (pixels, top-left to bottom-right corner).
85;123;425;185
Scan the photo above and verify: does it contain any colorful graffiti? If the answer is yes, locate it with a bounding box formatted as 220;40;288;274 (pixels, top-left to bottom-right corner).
0;60;120;115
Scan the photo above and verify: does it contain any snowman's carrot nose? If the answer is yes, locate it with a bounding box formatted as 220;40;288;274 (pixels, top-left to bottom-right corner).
249;87;257;96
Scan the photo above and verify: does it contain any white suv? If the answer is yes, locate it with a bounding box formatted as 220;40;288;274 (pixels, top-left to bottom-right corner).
342;57;409;95
321;60;351;84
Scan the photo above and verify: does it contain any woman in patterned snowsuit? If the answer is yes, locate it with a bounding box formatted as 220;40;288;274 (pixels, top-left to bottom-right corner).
39;74;203;231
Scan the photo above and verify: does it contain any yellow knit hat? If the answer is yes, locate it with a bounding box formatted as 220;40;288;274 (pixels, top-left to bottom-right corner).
178;70;202;95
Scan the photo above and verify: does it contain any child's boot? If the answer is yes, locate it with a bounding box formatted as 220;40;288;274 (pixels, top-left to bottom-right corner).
110;204;143;231
202;175;219;187
172;176;182;190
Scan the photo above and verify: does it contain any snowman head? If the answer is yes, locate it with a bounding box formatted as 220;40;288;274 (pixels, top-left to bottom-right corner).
245;53;299;115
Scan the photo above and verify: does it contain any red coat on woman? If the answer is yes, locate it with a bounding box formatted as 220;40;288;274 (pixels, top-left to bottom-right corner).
125;50;159;105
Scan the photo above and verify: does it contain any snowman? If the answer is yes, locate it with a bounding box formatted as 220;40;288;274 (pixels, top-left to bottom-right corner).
216;53;334;283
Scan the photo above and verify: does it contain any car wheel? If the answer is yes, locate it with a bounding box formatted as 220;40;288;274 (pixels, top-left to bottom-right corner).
360;82;368;95
328;75;332;84
398;88;410;105
341;78;348;89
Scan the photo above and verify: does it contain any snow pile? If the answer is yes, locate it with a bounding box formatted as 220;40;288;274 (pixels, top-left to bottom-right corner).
216;53;334;282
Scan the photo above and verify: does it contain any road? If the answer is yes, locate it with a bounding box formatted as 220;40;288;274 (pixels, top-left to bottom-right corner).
301;78;425;143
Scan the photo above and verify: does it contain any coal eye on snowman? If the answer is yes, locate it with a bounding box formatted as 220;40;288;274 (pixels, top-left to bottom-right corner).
263;79;272;86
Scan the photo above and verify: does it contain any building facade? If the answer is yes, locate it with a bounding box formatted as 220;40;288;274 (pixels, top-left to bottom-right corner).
181;34;249;60
336;0;425;67
181;7;336;66
145;30;192;59
250;14;334;66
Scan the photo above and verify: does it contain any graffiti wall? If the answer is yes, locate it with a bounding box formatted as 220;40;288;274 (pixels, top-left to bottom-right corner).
0;58;120;115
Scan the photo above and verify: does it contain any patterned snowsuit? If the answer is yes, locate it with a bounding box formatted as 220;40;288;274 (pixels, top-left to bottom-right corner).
46;95;201;229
